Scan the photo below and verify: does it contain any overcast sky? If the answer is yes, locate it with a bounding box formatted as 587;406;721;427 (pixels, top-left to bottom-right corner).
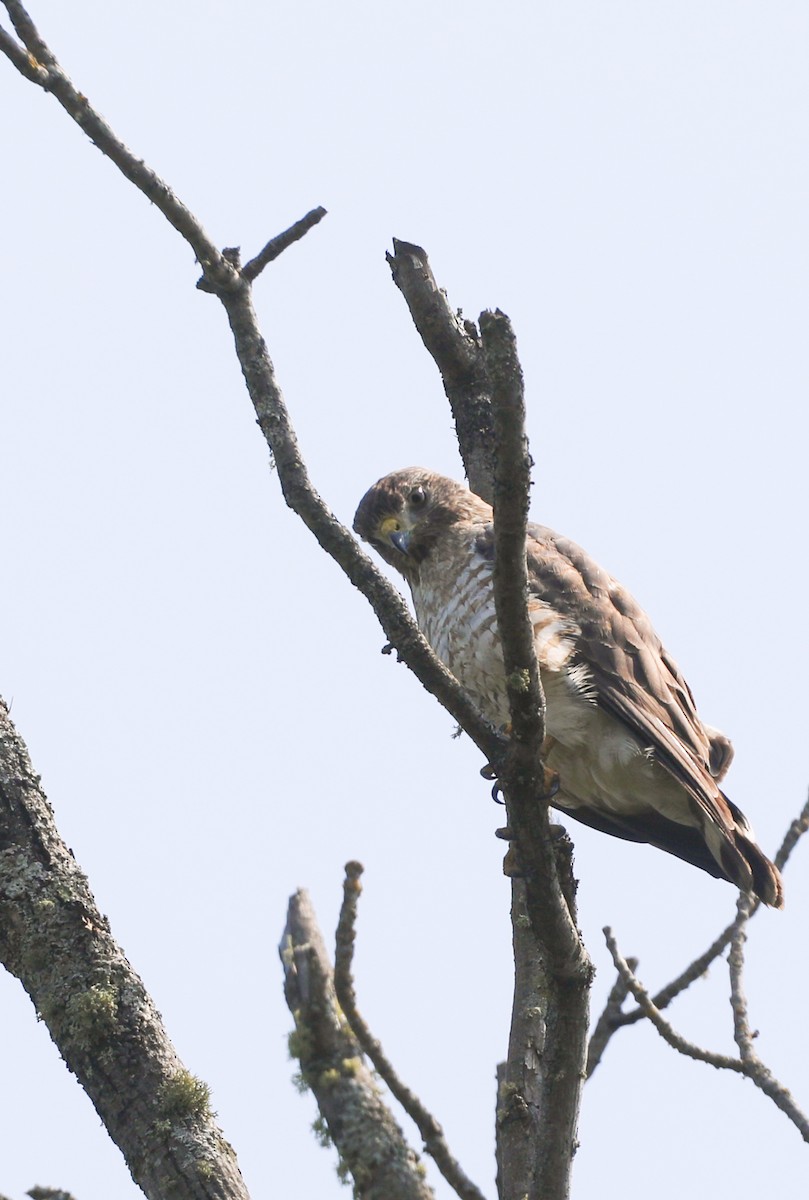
1;2;808;1198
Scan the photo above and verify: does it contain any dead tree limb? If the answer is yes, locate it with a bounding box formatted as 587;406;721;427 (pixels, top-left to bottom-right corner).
586;792;809;1077
280;888;434;1200
0;700;251;1200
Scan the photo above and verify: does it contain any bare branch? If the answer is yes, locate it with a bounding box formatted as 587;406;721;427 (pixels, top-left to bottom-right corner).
4;0;52;63
386;240;495;501
242;206;327;281
728;893;758;1063
615;791;809;1030
585;956;638;1079
603;928;744;1072
727;895;809;1139
216;280;506;766
1;0;511;797
0;20;47;79
280;888;435;1200
774;789;809;871
333;864;488;1200
605;925;809;1140
482;308;586;976
479;311;591;1200
0;1;232;285
0;700;252;1200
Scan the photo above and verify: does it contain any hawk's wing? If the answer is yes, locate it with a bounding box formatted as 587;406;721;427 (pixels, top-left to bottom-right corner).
519;523;738;835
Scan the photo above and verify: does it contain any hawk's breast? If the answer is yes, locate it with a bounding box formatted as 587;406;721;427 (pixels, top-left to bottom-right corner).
410;531;594;744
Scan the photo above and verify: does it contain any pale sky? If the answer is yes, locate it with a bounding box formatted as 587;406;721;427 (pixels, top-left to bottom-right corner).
1;2;808;1198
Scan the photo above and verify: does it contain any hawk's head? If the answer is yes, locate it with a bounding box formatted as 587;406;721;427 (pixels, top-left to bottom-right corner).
353;468;491;580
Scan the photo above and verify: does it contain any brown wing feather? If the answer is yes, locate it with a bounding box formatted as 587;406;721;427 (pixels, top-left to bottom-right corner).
523;524;737;836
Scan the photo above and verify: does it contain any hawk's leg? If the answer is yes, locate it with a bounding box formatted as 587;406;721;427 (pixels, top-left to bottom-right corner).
480;735;560;803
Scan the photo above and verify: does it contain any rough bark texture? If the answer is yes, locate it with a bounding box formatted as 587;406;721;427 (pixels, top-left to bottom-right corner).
0;699;251;1200
387;240;496;503
280;890;435;1200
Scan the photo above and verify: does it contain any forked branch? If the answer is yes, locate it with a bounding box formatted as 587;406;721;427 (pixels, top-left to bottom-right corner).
334;863;487;1200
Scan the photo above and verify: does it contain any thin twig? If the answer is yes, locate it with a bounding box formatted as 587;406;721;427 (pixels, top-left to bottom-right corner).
242;206;327;281
605;926;809;1141
0;1;232;285
603;929;744;1072
774;789;809;871
585;957;638;1079
614;917;737;1029
617;790;809;1029
333;863;488;1200
728;892;757;1063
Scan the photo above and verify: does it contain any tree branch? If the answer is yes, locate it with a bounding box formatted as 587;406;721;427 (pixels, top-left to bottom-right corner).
280;888;435;1200
585;956;638;1079
603;929;744;1072
216;279;506;765
242;206;328;282
611;791;809;1033
478;311;591;1200
0;700;252;1200
0;1;234;287
386;240;496;501
1;6;510;762
333;863;487;1200
605;924;809;1140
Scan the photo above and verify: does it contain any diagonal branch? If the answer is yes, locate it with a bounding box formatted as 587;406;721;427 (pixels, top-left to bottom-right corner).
333;863;488;1200
585;956;638;1079
614;790;809;1031
605;925;809;1141
0;1;232;286
0;699;252;1200
242;206;328;282
587;793;809;1076
603;929;744;1072
215;280;506;766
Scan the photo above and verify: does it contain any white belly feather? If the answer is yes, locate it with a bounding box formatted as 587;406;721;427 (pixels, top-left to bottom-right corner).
411;541;697;829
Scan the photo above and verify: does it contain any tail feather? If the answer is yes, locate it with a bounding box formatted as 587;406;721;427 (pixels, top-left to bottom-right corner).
738;834;784;909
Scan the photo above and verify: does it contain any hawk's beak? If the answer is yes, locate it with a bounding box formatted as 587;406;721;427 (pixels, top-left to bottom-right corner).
390;529;412;555
379;515;412;556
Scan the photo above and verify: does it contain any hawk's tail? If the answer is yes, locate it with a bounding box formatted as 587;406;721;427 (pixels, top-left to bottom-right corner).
721;796;784;908
734;832;784;909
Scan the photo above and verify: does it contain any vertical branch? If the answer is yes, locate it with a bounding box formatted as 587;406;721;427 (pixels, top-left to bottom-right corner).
386;240;496;501
480;310;592;1200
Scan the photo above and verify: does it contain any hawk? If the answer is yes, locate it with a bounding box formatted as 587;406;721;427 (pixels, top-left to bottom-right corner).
354;468;783;907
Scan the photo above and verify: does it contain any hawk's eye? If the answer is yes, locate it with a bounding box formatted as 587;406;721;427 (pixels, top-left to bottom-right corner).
409;486;427;508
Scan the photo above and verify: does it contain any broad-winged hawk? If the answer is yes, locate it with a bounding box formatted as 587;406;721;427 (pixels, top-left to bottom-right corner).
354;468;783;907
